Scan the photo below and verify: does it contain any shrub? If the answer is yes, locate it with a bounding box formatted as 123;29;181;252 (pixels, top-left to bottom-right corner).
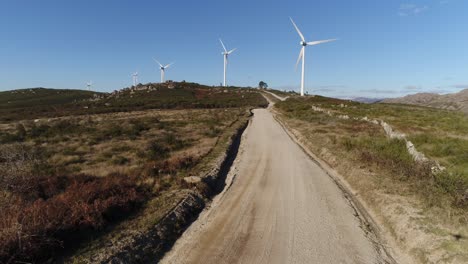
29;124;51;138
147;141;170;160
112;156;130;165
126;119;150;139
163;133;190;150
15;123;26;141
0;174;146;263
0;144;50;197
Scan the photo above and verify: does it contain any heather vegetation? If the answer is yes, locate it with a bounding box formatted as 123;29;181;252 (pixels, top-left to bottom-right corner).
275;96;468;209
0;84;265;263
0;82;267;122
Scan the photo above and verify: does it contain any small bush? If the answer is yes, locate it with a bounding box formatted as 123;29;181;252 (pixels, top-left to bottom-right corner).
162;133;191;150
15;123;26;141
147;141;170;160
126;119;150;139
205;125;221;137
112;156;130;165
29;124;51;138
0;174;146;263
0;144;50;196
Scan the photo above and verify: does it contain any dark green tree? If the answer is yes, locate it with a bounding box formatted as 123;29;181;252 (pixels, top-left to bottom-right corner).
258;81;268;89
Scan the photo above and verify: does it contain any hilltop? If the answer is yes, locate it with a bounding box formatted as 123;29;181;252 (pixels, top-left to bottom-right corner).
0;87;102;108
0;82;267;121
382;89;468;114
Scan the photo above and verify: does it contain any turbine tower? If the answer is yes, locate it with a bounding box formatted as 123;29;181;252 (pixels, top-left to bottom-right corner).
219;39;236;87
86;81;93;91
132;72;139;86
290;17;337;96
153;58;173;83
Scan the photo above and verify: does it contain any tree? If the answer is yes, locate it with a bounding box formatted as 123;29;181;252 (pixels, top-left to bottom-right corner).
258;81;268;89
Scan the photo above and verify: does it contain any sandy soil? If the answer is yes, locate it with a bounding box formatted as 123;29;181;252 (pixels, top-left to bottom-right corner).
161;108;387;264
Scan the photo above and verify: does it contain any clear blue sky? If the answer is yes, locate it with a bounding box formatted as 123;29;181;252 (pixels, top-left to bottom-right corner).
1;0;467;98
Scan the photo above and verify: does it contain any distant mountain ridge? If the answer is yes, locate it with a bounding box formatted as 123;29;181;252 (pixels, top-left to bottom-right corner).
382;89;468;114
349;97;385;104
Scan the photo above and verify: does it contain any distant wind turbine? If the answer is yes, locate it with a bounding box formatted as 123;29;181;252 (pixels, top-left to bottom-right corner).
153;58;174;83
86;81;93;91
290;17;337;96
219;39;236;87
132;72;139;86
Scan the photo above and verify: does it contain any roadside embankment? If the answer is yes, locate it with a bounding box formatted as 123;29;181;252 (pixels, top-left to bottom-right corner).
273;97;468;263
65;111;252;264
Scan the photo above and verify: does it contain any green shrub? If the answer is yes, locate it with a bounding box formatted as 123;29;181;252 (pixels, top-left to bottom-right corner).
147;141;170;160
112;156;130;165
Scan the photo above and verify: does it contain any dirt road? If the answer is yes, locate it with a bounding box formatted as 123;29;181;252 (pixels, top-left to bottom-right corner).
161;108;387;264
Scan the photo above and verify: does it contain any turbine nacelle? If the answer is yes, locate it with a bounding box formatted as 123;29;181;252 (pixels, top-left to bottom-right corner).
153;58;174;83
301;41;307;46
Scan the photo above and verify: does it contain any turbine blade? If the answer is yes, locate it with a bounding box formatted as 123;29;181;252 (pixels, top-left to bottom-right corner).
153;58;163;67
307;39;338;46
289;17;305;42
227;48;236;54
219;39;227;52
295;47;304;71
164;62;174;69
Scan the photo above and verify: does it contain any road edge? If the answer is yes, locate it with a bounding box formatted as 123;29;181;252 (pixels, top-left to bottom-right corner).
271;109;400;264
73;111;253;264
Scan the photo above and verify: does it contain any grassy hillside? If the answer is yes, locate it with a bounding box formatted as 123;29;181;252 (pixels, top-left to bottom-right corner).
0;83;267;122
0;81;266;263
0;88;102;109
276;96;468;193
274;95;468;262
92;82;267;112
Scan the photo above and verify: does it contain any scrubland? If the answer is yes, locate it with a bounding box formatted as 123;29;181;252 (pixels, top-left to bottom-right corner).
274;95;468;263
0;83;266;263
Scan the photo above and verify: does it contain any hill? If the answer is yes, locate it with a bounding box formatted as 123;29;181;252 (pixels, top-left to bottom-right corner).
0;88;103;109
0;82;267;122
0;81;266;262
382;89;468;114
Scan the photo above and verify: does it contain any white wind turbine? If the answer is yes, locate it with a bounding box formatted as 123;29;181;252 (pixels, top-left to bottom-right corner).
86;81;93;91
290;17;337;96
132;72;139;86
153;58;174;83
219;39;236;87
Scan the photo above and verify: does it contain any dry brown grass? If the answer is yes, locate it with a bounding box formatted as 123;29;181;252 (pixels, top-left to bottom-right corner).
274;101;468;263
0;107;252;263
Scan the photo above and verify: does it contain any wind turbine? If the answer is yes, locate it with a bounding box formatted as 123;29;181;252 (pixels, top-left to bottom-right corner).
86;81;93;91
153;58;174;83
132;72;139;86
290;17;337;96
219;39;236;87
